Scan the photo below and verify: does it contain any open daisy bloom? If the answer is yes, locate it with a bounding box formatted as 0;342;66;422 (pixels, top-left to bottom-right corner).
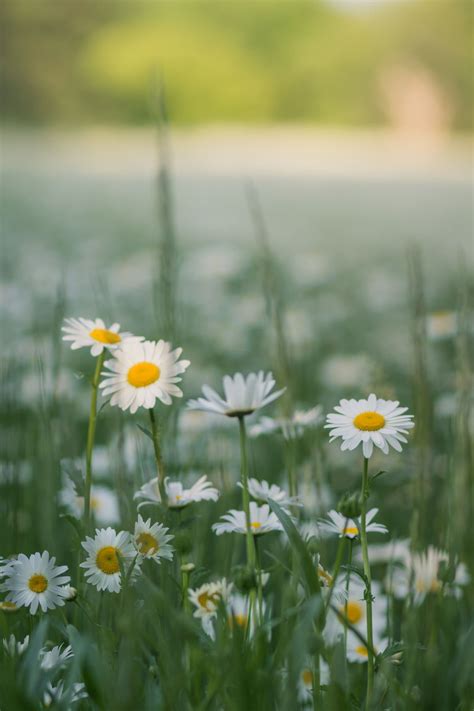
249;406;323;440
212;502;283;536
319;508;388;540
0;552;70;615
187;371;285;418
324;578;387;646
133;515;174;564
99;339;190;414
297;660;330;704
325;393;414;459
188;579;233;639
134;475;219;509
80;528;138;593
62;317;139;357
346;629;388;664
241;477;301;510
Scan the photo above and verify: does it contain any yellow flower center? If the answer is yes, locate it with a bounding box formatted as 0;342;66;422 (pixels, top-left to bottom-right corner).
250;521;262;530
302;669;313;686
127;362;161;388
355;645;369;657
136;532;159;555
353;411;385;431
28;574;48;593
344;526;359;536
341;600;364;625
89;328;121;345
198;591;220;610
233;613;247;628
416;578;441;594
96;546;120;575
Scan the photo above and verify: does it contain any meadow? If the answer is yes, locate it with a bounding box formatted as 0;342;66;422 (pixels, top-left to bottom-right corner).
0;128;473;711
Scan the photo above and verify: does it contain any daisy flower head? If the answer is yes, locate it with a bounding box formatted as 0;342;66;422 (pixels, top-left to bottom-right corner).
0;552;70;615
325;393;414;459
250;406;323;440
187;371;285;418
297;660;330;705
43;681;87;708
188;579;233;639
134;475;219;509
62;317;140;356
228;592;266;636
99;339;190;414
242;477;301;510
40;644;74;671
324;578;387;645
80;528;137;593
212;502;283;536
59;476;120;525
319;508;388;540
133;515;174;564
3;634;29;657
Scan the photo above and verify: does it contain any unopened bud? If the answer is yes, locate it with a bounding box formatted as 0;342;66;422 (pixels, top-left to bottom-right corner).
63;586;78;601
181;563;195;573
337;491;362;519
233;565;257;593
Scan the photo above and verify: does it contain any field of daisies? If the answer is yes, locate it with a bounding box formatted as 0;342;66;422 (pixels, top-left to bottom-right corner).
1;141;473;710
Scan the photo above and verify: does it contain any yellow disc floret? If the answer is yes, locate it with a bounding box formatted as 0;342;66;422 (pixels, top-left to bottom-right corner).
136;533;159;555
302;669;313;686
127;362;161;388
341;600;364;625
96;546;120;575
353;411;385;431
28;574;48;593
198;591;220;610
250;521;262;531
89;328;121;345
343;526;359;536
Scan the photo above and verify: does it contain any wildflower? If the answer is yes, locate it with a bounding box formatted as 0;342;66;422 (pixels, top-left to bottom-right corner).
80;528;137;593
133;515;174;564
59;476;120;525
134;475;219;509
40;644;74;671
297;660;330;704
228;592;266;636
43;681;87;708
189;579;233;639
426;311;457;340
346;629;388;664
318;508;388;540
0;552;70;615
99;339;190;413
355;539;411;565
241;477;301;510
249;406;323;440
324;578;387;645
62;317;139;356
212;502;283;536
325;393;414;459
187;371;285;418
3;634;29;656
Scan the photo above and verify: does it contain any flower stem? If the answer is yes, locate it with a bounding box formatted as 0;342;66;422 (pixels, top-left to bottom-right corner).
238;416;258;630
324;530;346;613
344;539;354;668
254;537;264;622
84;351;105;528
149;408;167;506
360;457;374;709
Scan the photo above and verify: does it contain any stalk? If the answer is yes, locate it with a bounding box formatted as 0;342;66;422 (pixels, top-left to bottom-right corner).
149;408;167;506
84;351;105;528
344;539;354;667
237;415;258;629
324;529;347;614
360;457;374;708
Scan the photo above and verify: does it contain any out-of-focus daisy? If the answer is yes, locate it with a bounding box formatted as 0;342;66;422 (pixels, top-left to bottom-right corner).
80;528;137;593
228;592;266;636
99;339;190;413
325;394;414;459
40;644;74;671
187;371;285;418
3;634;29;656
426;311;457;340
134;475;219;509
0;552;70;615
325;578;387;645
249;407;323;440
0;601;18;613
297;659;330;704
189;579;233;639
355;539;411;566
318;508;388;540
43;682;87;708
62;317;139;357
390;546;470;604
212;502;283;536
241;478;301;510
59;476;120;525
133;515;174;564
346;629;388;664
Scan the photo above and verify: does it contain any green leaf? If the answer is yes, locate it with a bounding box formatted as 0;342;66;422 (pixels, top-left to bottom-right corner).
136;423;153;441
370;470;387;483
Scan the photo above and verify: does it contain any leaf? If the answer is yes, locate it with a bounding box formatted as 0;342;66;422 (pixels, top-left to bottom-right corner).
136;423;153;441
370;470;387;483
340;563;369;588
59;513;84;541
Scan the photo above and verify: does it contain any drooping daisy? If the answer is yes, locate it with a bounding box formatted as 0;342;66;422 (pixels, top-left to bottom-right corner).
241;477;301;510
212;502;283;536
188;579;233;639
80;528;137;593
0;552;70;615
133;515;174;564
99;339;190;414
40;644;74;671
325;394;414;459
249;406;323;440
346;629;388;664
187;371;285;418
134;475;219;509
59;476;120;525
3;634;29;657
318;508;388;540
62;317;139;357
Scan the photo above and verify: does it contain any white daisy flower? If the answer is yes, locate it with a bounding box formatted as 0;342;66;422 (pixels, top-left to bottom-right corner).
133;515;174;564
99;339;190;414
318;508;388;540
325;393;414;459
426;310;457;340
187;371;285;418
188;579;233;639
228;592;266;636
59;476;120;525
43;681;87;708
249;406;323;440
346;629;388;664
324;578;387;646
355;539;411;566
80;528;137;593
134;475;219;509
297;660;330;704
240;477;301;510
212;502;283;536
62;317;139;356
0;552;70;615
40;644;74;671
3;634;29;657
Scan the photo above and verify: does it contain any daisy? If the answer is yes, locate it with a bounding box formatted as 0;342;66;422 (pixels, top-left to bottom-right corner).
355;539;411;566
325;393;414;459
212;502;283;536
40;644;74;671
346;629;388;664
0;552;70;615
187;371;285;418
318;508;388;540
3;634;29;656
133;515;174;564
43;682;87;708
241;477;301;510
228;592;266;636
59;476;120;525
80;528;137;593
62;317;139;357
134;475;219;509
188;579;233;639
324;578;387;646
297;660;330;704
99;339;190;413
249;406;323;440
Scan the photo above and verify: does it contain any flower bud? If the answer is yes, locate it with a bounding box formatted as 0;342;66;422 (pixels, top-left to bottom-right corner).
63;586;78;601
337;491;362;519
233;565;257;593
181;562;195;574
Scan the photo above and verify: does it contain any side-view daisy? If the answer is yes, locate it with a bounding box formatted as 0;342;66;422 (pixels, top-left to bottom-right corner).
62;317;140;356
0;552;70;615
212;502;284;536
99;339;190;414
250;406;323;440
134;475;219;509
187;371;285;418
325;393;414;459
189;579;233;639
3;634;29;657
40;644;74;671
133;515;174;564
318;508;388;540
240;478;301;510
80;528;138;593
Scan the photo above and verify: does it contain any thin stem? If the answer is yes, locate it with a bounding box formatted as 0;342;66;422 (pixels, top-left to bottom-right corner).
324;530;347;614
84;351;105;528
254;537;264;623
237;415;258;632
344;539;354;668
360;457;374;709
149;408;167;506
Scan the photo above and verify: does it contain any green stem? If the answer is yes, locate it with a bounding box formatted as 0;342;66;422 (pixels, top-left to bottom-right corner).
149;408;167;506
84;351;105;528
360;457;374;709
324;528;347;614
237;416;257;632
254;537;264;623
344;539;354;668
